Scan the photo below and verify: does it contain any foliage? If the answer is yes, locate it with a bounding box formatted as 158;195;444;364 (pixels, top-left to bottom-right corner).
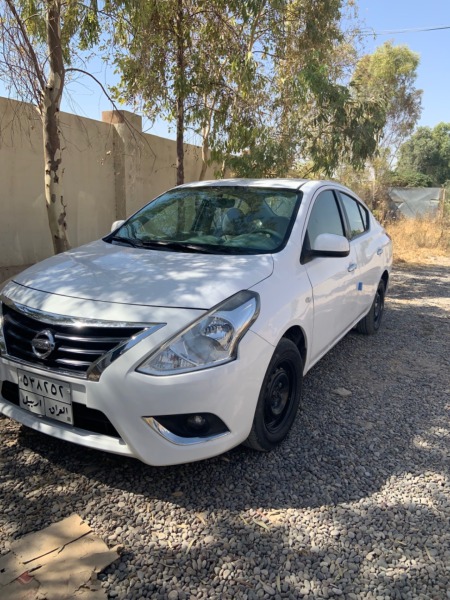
218;1;387;178
108;0;248;183
336;162;394;224
334;42;423;221
0;0;102;253
0;0;101;105
293;81;385;177
351;42;422;162
109;0;386;181
396;123;450;187
443;182;450;218
385;168;433;188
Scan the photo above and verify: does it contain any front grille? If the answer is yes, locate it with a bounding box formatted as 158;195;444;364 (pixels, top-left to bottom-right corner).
1;381;120;438
1;304;143;376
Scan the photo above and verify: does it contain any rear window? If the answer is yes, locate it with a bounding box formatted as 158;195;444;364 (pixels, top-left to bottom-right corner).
339;193;369;239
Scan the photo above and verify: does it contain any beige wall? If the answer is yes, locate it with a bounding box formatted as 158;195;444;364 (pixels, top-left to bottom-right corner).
0;97;216;268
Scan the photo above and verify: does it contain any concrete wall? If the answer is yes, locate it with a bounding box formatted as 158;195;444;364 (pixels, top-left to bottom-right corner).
0;97;216;267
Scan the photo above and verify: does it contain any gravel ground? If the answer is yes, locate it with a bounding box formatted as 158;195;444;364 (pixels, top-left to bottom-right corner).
1;262;449;599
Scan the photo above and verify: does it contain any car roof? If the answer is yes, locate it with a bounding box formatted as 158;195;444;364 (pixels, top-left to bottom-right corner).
176;178;356;195
177;178;309;191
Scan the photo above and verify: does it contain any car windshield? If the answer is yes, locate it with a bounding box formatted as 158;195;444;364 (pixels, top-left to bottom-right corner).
107;187;302;255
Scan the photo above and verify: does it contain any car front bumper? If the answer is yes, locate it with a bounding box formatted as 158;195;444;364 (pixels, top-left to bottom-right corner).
0;329;273;466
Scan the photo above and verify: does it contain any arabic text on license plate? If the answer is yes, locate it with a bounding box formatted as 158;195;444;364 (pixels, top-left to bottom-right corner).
18;370;73;425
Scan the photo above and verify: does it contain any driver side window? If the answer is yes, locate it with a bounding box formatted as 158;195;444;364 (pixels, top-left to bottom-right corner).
307;190;345;245
302;190;345;262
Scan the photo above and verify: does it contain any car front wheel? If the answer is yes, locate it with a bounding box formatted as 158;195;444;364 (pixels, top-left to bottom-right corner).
244;338;303;452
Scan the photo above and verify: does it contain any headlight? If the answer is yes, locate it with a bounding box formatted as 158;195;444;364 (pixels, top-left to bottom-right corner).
137;290;260;375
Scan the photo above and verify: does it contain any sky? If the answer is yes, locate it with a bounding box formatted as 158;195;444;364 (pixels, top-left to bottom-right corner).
356;0;450;130
1;1;450;141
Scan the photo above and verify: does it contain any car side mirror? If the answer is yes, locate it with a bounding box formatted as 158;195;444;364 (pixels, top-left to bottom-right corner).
111;220;125;233
310;233;350;258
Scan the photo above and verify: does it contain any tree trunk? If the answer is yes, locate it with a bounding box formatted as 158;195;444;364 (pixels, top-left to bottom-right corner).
42;1;70;254
199;130;209;181
176;96;184;186
175;0;185;186
199;92;216;181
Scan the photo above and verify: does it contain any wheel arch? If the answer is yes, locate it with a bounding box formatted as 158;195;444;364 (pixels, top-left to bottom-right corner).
281;325;307;369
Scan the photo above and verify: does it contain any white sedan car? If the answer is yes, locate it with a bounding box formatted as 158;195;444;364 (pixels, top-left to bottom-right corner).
0;179;392;465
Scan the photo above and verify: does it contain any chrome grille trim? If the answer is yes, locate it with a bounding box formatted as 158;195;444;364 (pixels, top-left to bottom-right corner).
0;297;165;380
56;358;94;368
55;334;125;344
58;346;108;355
86;325;165;382
0;295;156;329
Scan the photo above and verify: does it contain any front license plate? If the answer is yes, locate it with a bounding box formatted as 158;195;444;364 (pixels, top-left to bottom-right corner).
18;370;73;425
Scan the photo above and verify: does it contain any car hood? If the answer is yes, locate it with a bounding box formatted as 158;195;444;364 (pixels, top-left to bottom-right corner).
11;240;274;309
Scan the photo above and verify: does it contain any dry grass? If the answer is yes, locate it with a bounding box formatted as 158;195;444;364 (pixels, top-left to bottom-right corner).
386;215;450;265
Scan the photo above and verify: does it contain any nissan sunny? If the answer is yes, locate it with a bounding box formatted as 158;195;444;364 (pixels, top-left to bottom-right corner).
0;179;392;465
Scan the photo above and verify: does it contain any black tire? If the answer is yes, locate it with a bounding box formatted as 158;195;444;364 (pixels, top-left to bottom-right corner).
244;338;303;452
357;279;385;335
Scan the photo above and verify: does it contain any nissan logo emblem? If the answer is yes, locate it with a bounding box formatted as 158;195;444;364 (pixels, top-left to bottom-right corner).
31;329;56;359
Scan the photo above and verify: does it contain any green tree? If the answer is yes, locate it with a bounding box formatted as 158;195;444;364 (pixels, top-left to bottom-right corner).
352;41;422;162
110;0;285;183
110;0;385;182
336;42;422;214
396;123;450;186
213;1;386;178
109;0;227;184
386;168;433;188
0;0;102;253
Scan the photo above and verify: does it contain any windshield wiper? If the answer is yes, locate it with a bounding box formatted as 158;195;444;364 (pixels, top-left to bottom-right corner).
109;235;144;248
138;240;224;254
109;236;259;255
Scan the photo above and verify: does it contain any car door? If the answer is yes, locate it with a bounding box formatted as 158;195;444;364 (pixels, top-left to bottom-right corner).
302;189;360;364
337;192;378;318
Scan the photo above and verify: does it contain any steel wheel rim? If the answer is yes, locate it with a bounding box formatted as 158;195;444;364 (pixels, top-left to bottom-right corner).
374;289;384;327
263;361;296;433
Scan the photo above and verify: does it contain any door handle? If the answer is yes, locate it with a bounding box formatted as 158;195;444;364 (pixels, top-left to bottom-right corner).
376;248;383;255
348;263;357;272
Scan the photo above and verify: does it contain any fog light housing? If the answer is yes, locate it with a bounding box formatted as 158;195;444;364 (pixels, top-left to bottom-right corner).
143;413;230;445
186;414;208;433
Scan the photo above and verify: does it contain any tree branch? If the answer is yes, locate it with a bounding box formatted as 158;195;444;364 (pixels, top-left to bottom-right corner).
65;66;155;157
66;66;119;111
4;0;46;91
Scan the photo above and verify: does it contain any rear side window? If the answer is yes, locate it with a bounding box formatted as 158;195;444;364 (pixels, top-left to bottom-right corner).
339;193;369;239
306;190;345;247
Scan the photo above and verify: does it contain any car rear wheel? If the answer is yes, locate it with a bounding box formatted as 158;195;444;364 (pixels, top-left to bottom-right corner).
357;279;385;335
244;338;303;452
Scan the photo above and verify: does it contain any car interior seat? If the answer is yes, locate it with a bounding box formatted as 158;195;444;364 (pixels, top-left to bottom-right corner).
222;207;245;236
